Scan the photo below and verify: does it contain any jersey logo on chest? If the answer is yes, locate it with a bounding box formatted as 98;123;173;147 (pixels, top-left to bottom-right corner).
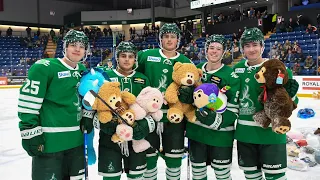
235;68;245;73
210;75;221;84
134;77;145;84
58;71;71;79
147;56;161;62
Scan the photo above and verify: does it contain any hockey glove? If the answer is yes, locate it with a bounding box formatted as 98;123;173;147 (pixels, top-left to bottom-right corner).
20;126;45;157
195;107;223;130
178;86;195;104
80;109;95;134
284;79;299;98
93;114;118;136
132;116;156;140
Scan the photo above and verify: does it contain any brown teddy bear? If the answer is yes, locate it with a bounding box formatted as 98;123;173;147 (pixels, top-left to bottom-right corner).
165;62;202;123
92;82;136;123
253;59;297;134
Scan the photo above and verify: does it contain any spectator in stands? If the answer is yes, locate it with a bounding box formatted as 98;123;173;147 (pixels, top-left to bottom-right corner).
232;33;238;41
286;18;295;32
279;50;286;62
6;27;12;36
278;20;287;32
103;27;108;37
285;50;295;62
292;41;300;54
198;49;205;61
256;11;261;19
85;27;90;36
249;7;255;18
269;44;278;57
26;27;31;37
232;43;240;59
19;57;25;65
60;26;64;37
143;24;148;35
305;55;314;69
234;8;241;21
284;40;292;51
36;28;40;37
50;28;55;39
292;62;301;75
317;14;320;27
194;44;199;52
306;24;317;34
226;40;232;50
108;27;112;36
272;13;277;32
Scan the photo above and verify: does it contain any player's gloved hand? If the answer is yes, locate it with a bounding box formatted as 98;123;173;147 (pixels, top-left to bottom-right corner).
132;116;156;140
20;126;45;156
80;109;95;133
195;107;222;130
284;79;299;98
178;86;195;104
93;114;119;135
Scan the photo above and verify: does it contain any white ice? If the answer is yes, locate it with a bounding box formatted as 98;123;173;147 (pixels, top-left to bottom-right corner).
1;88;320;180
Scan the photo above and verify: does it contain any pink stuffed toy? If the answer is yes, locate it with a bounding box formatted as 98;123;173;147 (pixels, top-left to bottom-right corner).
128;87;164;153
130;87;164;121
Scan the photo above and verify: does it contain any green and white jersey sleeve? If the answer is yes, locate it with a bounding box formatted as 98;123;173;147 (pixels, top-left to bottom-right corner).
18;58;87;153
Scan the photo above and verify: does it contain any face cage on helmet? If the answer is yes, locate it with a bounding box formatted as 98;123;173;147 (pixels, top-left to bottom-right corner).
115;51;139;73
204;42;227;64
158;32;181;52
240;40;265;63
62;41;90;63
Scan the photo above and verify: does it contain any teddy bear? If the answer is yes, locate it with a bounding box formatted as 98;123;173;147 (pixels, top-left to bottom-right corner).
312;91;320;99
165;62;202;123
253;59;297;134
91;81;136;124
193;83;230;115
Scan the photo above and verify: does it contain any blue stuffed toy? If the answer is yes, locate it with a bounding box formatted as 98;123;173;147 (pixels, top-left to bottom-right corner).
79;68;110;165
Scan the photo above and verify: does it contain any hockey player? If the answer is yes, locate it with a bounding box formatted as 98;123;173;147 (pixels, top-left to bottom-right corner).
233;27;299;180
18;30;91;180
96;41;156;180
137;23;191;180
185;34;240;180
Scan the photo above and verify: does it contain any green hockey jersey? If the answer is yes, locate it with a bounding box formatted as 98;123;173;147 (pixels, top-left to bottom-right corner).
137;48;191;111
233;59;296;145
18;58;87;153
105;69;150;96
186;63;240;147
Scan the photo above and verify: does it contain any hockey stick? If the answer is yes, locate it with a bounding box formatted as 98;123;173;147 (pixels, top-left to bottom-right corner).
84;130;89;180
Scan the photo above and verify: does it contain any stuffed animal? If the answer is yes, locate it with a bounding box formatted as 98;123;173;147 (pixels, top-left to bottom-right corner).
92;82;136;123
129;87;163;153
130;87;164;121
165;62;202;123
312;91;320;99
111;109;136;143
253;59;297;134
193;83;230;115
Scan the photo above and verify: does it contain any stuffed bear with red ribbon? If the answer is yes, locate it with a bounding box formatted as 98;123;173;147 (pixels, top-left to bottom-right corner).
253;59;297;134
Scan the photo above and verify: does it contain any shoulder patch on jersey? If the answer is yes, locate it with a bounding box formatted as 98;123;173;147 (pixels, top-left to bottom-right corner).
210;75;221;84
110;77;118;82
35;59;50;66
235;68;245;73
133;77;145;84
58;71;71;78
147;56;161;62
